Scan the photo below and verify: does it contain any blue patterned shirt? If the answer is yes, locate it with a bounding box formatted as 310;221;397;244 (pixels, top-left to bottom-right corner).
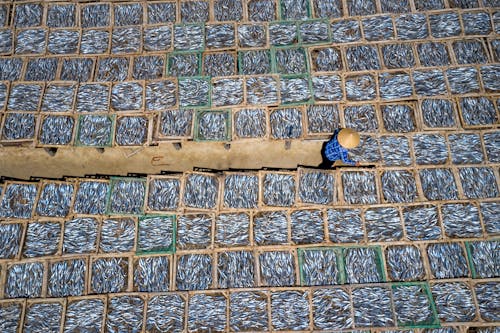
324;130;357;165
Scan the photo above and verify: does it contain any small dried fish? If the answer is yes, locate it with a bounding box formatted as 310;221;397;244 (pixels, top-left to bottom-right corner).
302;249;339;285
460;97;497;126
271;291;310;330
345;74;376;101
344;247;382;283
379;72;413;100
331;19;360;43
214;0;243;21
15;29;46;54
177;214;212;249
270;108;302;139
344;104;378;132
8;84;42;111
183;174;219;209
299;170;334;204
469;241;499;278
346;45;380;71
342;171;377;204
76;84;110;112
459;167;498;199
362;16;394;41
174;25;204;51
396;14;428;40
91;257;128;293
37;182;74;218
212;78;244;106
453;40;488;64
144;80;176;111
146;295;185;333
5;262;44;298
114;3;142;26
0;223;22;259
0;183;37;218
248;0;276;21
431;282;476;322
217;251;255;288
115;116;148;146
23;222;61;258
215;213;250;246
417;42;451;67
230;292;268;331
147;178;180;211
327;208;364;243
291;209;324;244
474;282;500;322
24;302;63;332
414;134;448;165
134;256;170;292
413;70;447;96
381;170;417;203
427;243;469;279
246;76;279;105
0;302;23;333
176;254;213;290
441;203;482;238
263;173;296;207
347;0;376;15
386;246;425;281
181;1;209;22
74;181;109;215
169;53;199;77
133;56;164;80
420;168;458;200
403;205;441;241
100;218;136;253
280;77;311;104
312;0;341;18
421;99;456;128
111;82;143;111
223;174;258;208
352;286;394;327
39;116;74;145
48;259;86;297
429;12;461;38
463;11;491;35
159;109;193;138
447;67;479;94
234;108;266;138
311;47;342;71
63;217;98;254
306;104;339;134
25;58;57;81
312;75;343;101
382;44;415;69
179;78;209;107
77;115;113;147
481;65;500;92
206;24;235;49
299;21;330;44
393;285;434;325
111;27;141;54
259;251;296;286
313;288;352;330
238;24;265;47
203;52;235;76
253;210;288;245
275;48;307;74
269;22;297;46
449;133;483;164
379;135;412;166
147;2;176;24
106;296;144;333
480;201;500;234
14;3;43;28
188;294;227;332
64;299;105;333
109;179;145;215
138;216;174;252
143;26;172;52
281;0;308;20
365;207;403;242
81;4;110;28
47;30;79;54
2;113;36;141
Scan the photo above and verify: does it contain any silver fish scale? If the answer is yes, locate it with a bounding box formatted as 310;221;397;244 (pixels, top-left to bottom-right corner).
234;108;266;138
279;77;311;104
48;259;86;297
270;23;297;46
344;104;378;133
197;111;228;140
299;170;335;204
386;245;425;281
215;213;250;246
413;134;448;165
263;173;296;207
183;174;219;209
474;282;500;322
449;133;484;164
188;294;227;332
380;135;412;166
0;302;22;333
483;131;500;163
2;113;36;141
342;171;378;205
41;84;75;112
469;241;499;278
179;78;210;107
419;168;459;200
480;202;500;234
409;212;435;238
5;262;44;298
393;285;434;325
146;81;177;111
100;218;136;253
0;223;22;259
36;182;74;217
78;115;113;147
106;296;144;333
253;210;289;245
460;97;498;126
459;167;499;199
24;303;63;333
421;99;456;128
431;282;476;322
73;181;109;215
64;299;105;333
344;247;383;284
39;116;74;145
230;291;268;331
0;183;37;218
177;214;212;249
381;170;417;203
441;203;482;238
176;254;213;290
248;0;276;21
212;78;244;107
290;209;325;244
306;104;339;134
312;288;352;330
275;48;307;74
138;216;174;252
348;135;381;163
115;116;147;146
427;243;469;279
217;251;255;288
224;174;258;208
23;222;61;258
259;251;296;287
146;294;185;333
246;76;279;105
159;109;193;137
352;287;395;327
214;0;243;21
148;178;180;211
91;257;128;294
302;249;339;286
109;179;145;214
270;107;303;139
134;256;170;292
327;208;364;243
271;291;310;330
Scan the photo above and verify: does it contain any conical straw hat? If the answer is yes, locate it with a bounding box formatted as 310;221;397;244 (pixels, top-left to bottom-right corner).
338;128;360;149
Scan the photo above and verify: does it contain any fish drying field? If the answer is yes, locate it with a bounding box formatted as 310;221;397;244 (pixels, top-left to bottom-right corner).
0;0;499;332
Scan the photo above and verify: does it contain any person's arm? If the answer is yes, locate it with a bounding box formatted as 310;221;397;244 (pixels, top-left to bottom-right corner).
340;149;358;166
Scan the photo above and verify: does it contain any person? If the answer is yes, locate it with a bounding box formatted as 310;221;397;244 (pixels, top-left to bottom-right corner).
319;128;360;168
